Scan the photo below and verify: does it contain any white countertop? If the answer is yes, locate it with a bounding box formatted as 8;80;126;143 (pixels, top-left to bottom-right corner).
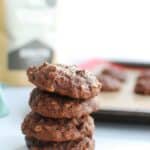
1;87;150;150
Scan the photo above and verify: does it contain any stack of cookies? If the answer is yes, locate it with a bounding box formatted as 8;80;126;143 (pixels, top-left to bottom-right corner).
21;63;102;150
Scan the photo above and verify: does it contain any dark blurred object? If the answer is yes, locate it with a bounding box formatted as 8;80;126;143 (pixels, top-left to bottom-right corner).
93;110;150;124
9;40;54;70
113;61;150;68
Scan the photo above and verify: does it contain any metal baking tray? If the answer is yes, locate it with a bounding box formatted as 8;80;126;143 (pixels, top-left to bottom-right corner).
79;59;150;123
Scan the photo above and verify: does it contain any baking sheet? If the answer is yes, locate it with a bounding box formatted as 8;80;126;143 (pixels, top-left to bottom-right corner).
99;71;150;112
79;60;150;122
94;70;150;122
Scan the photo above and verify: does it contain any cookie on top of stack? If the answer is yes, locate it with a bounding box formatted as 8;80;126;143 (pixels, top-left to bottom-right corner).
21;63;102;150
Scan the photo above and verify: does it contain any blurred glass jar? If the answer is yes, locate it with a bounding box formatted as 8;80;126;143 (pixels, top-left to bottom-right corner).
0;0;57;85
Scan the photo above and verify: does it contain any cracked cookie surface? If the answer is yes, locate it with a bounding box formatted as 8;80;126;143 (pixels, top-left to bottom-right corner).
27;63;101;100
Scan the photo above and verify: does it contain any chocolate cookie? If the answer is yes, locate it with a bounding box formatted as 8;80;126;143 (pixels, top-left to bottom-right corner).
22;113;94;142
27;63;101;100
134;77;150;95
138;70;150;79
97;74;122;92
102;66;126;82
25;136;94;150
29;88;100;118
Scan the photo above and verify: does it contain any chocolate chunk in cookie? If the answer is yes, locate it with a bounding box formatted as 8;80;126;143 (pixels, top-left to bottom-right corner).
25;136;94;150
102;66;127;82
97;74;122;92
27;63;102;100
22;112;94;142
30;88;100;118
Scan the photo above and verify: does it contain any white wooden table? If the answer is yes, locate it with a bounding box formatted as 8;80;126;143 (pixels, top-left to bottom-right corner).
0;87;150;150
